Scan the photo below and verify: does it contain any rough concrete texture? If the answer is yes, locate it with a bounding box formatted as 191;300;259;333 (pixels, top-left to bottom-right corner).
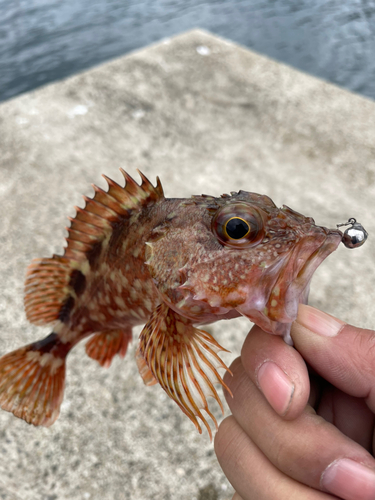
0;29;374;499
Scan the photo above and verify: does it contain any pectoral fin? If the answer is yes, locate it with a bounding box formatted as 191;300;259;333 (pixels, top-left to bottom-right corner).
137;303;232;439
135;347;158;386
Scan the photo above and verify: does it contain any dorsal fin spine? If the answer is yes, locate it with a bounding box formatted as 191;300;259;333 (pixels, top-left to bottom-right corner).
138;170;151;186
156;177;164;197
136;169;164;199
120;169;141;197
82;196;118;218
91;185;128;215
74;206;110;229
68;218;103;236
66;228;97;244
63;248;86;261
65;239;92;253
101;175;129;204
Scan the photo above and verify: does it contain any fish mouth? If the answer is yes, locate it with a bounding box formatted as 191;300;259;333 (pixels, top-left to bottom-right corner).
236;227;343;337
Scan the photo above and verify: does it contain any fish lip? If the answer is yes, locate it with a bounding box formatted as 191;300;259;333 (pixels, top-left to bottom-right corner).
235;227;342;334
275;228;343;321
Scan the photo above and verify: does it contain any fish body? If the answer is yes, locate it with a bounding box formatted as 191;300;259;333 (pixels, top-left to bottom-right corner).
0;170;342;436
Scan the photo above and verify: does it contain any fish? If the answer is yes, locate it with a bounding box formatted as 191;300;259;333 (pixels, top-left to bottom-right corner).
0;170;343;438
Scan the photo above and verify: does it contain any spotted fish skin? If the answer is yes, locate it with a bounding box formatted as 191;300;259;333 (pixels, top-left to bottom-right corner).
0;170;343;436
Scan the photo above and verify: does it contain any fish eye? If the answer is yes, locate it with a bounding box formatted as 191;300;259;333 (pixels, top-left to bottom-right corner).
212;203;265;248
225;217;250;239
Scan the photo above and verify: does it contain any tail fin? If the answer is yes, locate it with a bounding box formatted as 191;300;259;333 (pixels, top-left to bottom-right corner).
0;333;69;426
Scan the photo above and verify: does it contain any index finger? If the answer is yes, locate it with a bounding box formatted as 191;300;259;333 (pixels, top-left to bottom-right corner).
292;305;375;412
240;324;310;420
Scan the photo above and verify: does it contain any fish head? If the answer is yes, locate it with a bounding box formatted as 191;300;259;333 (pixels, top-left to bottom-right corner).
146;191;343;340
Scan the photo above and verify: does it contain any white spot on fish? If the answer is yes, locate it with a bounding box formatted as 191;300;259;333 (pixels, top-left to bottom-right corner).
114;296;126;309
26;351;64;375
132;247;141;258
144;299;153;312
120;273;129;287
54;321;64;334
137;307;144;317
134;279;142;291
80;261;91;275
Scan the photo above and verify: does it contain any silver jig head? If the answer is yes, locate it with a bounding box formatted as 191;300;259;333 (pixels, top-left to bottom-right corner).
337;218;368;249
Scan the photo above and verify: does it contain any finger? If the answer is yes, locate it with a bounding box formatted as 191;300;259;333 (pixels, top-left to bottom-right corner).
318;385;374;450
292;305;375;413
232;494;243;500
224;358;375;500
239;325;310;420
215;416;336;500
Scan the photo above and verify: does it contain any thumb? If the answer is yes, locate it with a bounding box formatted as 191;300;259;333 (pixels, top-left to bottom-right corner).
292;304;375;412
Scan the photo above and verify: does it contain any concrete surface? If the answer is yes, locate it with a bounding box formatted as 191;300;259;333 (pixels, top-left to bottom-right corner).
0;29;374;500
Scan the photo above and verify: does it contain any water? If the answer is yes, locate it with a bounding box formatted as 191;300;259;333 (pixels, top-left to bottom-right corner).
1;0;375;103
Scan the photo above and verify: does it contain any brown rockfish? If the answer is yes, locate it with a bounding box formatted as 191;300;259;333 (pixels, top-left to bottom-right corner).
0;170;344;438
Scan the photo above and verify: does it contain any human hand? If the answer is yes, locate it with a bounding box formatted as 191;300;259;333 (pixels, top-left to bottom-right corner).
215;304;375;500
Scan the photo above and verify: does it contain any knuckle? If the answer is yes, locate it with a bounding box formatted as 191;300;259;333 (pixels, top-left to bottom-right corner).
214;416;237;460
215;416;250;470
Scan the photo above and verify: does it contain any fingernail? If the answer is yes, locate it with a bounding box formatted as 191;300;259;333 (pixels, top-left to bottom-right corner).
297;304;345;337
256;361;294;416
321;458;375;500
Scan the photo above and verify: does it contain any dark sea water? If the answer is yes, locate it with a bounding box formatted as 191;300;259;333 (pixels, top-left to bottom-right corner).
0;0;375;103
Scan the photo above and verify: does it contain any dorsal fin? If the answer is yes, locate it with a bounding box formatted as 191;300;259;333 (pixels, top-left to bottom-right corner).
65;169;164;262
24;170;164;325
24;257;72;325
